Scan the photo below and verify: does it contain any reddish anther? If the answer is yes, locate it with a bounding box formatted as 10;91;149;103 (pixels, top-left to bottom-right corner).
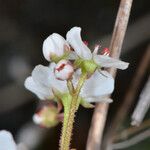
101;48;110;56
83;40;88;46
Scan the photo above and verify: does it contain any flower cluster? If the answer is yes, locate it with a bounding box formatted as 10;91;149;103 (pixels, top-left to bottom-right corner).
25;27;129;127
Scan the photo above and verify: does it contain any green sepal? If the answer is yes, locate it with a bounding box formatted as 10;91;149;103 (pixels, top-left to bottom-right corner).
51;52;70;63
74;59;97;75
41;106;59;128
74;58;84;69
81;60;97;74
80;98;95;108
61;93;72;113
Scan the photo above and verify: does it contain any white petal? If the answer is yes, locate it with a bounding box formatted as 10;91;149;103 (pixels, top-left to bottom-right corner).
85;96;113;103
93;54;129;70
48;63;68;93
25;76;53;100
43;33;69;61
66;27;92;59
25;64;68;100
31;64;68;97
80;70;114;99
68;51;78;60
32;65;53;88
0;130;17;150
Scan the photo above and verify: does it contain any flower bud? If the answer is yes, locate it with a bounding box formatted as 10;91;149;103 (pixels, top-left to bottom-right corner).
43;33;70;61
54;60;74;80
33;105;59;128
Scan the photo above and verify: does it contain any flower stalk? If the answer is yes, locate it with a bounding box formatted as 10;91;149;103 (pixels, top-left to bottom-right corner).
60;73;87;150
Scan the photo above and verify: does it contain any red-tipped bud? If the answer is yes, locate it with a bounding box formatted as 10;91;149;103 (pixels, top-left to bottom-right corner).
54;60;74;80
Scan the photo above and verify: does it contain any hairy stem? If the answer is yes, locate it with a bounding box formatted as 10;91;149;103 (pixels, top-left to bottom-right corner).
60;73;87;150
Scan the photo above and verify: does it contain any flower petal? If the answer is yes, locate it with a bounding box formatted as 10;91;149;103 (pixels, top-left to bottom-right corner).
25;64;68;100
66;27;92;59
68;51;78;60
0;130;17;150
43;33;69;61
80;70;114;99
32;64;53;88
32;64;68;93
24;76;53;100
93;54;129;70
84;96;113;103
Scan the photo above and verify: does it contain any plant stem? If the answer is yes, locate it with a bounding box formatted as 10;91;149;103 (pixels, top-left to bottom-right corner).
60;73;87;150
86;0;133;149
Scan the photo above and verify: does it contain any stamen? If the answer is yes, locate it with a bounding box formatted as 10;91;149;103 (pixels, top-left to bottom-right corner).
83;40;88;46
101;48;110;56
93;44;101;54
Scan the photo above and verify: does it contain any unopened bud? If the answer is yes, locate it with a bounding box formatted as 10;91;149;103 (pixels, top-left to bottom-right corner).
54;60;74;80
33;105;59;128
43;33;70;61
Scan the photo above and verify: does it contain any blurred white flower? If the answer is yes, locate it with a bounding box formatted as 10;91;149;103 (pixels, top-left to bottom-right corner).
0;130;28;150
54;59;74;80
43;33;70;61
66;27;129;70
25;63;114;103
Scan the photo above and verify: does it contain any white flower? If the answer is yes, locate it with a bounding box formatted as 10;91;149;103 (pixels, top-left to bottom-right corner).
25;26;129;103
54;59;74;80
66;27;129;70
25;63;114;102
43;33;70;61
0;130;28;150
24;63;67;100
